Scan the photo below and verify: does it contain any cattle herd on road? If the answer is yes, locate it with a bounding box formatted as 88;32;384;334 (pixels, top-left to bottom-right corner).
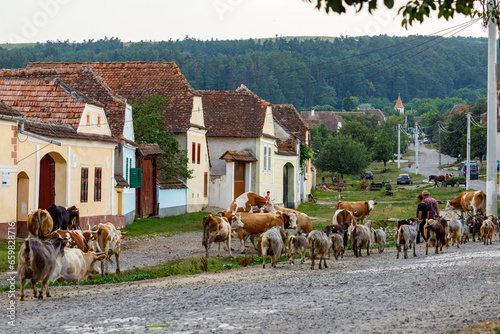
18;205;125;301
202;191;500;270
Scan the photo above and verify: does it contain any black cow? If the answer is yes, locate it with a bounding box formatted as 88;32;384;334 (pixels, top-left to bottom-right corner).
46;205;80;231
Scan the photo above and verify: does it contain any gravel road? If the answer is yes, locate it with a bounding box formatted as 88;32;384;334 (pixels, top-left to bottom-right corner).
4;233;500;334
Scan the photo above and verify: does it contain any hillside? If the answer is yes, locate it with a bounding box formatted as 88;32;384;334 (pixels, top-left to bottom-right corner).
0;35;489;109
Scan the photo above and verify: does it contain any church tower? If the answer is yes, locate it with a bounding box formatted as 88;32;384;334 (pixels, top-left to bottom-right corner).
394;94;404;114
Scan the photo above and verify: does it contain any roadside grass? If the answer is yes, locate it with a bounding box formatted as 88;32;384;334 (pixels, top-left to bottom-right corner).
121;211;207;238
0;239;23;273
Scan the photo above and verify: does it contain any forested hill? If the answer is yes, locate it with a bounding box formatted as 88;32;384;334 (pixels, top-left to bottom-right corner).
0;35;488;110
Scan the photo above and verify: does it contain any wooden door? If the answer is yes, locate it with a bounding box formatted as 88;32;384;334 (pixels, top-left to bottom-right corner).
140;159;154;216
39;154;55;209
234;162;245;199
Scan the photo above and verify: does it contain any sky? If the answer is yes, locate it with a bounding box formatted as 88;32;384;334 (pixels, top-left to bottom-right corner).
0;0;489;45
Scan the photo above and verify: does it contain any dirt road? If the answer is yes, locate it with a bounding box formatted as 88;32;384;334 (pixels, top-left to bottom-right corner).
5;234;500;333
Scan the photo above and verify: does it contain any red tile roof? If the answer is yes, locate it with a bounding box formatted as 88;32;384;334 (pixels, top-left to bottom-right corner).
394;94;404;108
0;100;22;117
28;62;198;134
137;143;165;156
0;67;128;139
157;178;187;189
24;119;116;143
201;89;270;138
448;105;471;116
272;104;309;142
300;110;344;133
0;78;99;130
219;150;257;162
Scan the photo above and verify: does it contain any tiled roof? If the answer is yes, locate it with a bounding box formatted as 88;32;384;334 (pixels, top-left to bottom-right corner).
0;100;22;117
114;174;130;188
337;110;385;120
448;105;471;116
28;62;198;134
219;150;257;162
1;67;128;139
137;143;165;156
24;119;117;143
0;78;99;130
201;89;270;138
272;104;309;142
394;94;404;108
300;110;343;133
157;178;187;189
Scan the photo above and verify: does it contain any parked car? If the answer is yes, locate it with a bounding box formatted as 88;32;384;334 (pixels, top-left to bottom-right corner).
362;171;374;180
459;161;479;180
397;174;413;185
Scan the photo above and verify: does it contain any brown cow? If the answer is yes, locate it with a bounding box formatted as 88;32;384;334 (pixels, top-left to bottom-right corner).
87;223;125;275
445;191;486;217
202;215;235;258
18;237;66;300
47;230;89;253
27;209;53;240
228;212;286;253
227;192;275;214
275;206;312;234
336;200;378;222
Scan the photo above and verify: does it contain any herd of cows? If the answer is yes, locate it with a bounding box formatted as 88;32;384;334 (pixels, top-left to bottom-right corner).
202;191;499;270
17;205;124;301
16;190;497;301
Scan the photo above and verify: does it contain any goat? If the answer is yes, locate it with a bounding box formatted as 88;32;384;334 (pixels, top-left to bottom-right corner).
396;222;419;259
446;219;464;248
307;230;330;270
287;235;308;265
258;226;286;268
480;216;495;245
372;227;387;253
424;219;448;255
349;220;373;257
330;231;345;260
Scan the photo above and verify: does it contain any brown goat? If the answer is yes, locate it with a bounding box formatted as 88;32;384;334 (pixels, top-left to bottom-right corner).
424;219;447;255
27;209;53;240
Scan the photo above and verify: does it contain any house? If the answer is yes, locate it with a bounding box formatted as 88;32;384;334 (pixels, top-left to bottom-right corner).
448;105;471;116
0;81;117;238
201;85;302;209
27;62;209;213
301;109;344;133
0;66;138;225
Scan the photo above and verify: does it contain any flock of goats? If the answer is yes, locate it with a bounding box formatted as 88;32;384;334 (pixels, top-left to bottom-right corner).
16;205;124;301
202;190;499;270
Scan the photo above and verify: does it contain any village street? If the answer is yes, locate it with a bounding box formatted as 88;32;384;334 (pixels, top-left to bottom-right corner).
5;237;500;333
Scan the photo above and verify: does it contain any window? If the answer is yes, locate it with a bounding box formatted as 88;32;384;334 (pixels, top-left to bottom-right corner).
94;167;102;201
192;142;196;164
267;146;272;171
204;172;208;197
80;168;88;202
86;114;90;125
263;146;267;170
97;115;101;127
197;143;201;164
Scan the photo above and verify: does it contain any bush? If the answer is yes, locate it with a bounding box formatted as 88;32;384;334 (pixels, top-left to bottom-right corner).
446;176;466;186
357;178;369;190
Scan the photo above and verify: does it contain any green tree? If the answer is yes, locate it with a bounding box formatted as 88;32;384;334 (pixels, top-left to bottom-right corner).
469;126;487;169
373;133;393;170
441;113;467;158
342;92;356;111
132;94;191;180
338;120;375;149
315;134;370;176
310;124;333;153
419;110;444;141
307;0;483;28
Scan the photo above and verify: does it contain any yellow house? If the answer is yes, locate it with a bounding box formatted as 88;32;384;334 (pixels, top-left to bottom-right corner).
0;79;118;237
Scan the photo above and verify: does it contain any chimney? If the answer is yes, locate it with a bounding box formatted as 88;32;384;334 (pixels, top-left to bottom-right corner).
311;107;315;117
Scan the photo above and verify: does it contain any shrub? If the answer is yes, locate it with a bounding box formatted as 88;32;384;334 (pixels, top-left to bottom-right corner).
357;178;369;190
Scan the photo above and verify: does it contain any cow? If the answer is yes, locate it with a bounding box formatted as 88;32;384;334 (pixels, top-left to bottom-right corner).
307;230;331;270
47;230;89;253
46;204;81;231
349;220;373;257
227;192;275;214
396;222;418;259
424;219;448;255
258;226;287;268
202;215;235;258
372;227;388;254
87;223;125;275
480;216;496;245
446;219;464;248
336;200;378;223
275;206;312;234
18;237;66;300
228;212;288;253
332;209;356;226
27;209;53;240
50;248;107;283
445;191;486;217
287;235;308;265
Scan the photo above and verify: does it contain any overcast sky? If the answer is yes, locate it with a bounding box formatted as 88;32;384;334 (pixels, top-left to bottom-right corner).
0;0;488;45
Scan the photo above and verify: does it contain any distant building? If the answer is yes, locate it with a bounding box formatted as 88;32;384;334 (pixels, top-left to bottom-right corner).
394;94;404;114
300;109;345;133
448;105;471;116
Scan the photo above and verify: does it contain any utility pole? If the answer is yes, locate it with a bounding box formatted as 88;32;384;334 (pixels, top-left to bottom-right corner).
415;122;419;175
486;2;498;216
466;112;471;190
438;121;442;168
397;123;401;169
